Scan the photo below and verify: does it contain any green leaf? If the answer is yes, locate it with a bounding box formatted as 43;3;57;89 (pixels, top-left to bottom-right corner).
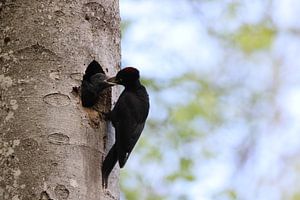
122;188;140;200
183;174;196;181
165;172;196;182
227;190;237;200
144;147;163;162
227;2;240;18
233;23;276;53
180;158;193;171
165;172;180;182
292;193;300;200
121;20;132;35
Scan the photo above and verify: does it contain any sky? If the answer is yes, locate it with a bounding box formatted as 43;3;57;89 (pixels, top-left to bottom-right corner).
119;0;300;199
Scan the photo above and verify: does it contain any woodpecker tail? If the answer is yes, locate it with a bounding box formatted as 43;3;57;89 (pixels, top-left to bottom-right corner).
101;144;118;188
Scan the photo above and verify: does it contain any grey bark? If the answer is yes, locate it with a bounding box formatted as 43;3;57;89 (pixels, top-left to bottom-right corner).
0;0;121;200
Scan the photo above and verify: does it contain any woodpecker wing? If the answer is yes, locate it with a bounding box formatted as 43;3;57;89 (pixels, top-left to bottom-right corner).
112;88;149;168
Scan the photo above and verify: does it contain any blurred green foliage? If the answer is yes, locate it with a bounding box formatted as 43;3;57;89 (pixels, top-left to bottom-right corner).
292;193;300;200
121;20;131;36
121;72;229;199
118;0;298;200
165;158;195;182
232;23;276;53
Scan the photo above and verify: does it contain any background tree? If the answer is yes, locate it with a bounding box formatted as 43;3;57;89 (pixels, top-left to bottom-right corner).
0;0;120;199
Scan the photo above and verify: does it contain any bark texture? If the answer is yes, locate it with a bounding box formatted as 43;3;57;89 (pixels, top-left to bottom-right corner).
0;0;121;199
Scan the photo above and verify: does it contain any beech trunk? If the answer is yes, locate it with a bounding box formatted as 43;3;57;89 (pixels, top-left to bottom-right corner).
0;0;121;199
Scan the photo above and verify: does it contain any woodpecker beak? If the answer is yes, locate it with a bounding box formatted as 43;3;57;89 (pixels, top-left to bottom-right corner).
106;76;118;85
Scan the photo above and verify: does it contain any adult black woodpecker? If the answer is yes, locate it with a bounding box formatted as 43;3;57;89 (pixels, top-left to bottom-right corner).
81;60;113;107
102;67;150;188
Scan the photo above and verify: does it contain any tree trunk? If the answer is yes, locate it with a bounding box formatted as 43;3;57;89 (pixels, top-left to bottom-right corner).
0;0;121;199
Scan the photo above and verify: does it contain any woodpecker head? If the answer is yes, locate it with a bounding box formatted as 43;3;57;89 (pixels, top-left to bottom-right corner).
107;67;140;87
83;60;105;80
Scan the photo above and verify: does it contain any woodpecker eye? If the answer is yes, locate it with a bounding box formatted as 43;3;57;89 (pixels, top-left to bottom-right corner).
119;78;123;82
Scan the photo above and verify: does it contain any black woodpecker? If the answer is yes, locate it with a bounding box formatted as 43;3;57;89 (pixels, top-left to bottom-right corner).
102;67;150;188
81;60;113;107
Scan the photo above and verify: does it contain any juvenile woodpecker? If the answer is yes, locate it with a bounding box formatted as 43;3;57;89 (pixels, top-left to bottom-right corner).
102;67;149;188
81;60;113;107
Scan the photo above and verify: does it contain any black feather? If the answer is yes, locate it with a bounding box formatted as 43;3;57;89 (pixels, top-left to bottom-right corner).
102;67;149;188
81;60;111;107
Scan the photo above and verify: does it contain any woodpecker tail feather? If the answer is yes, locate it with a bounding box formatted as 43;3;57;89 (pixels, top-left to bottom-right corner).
101;144;118;189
